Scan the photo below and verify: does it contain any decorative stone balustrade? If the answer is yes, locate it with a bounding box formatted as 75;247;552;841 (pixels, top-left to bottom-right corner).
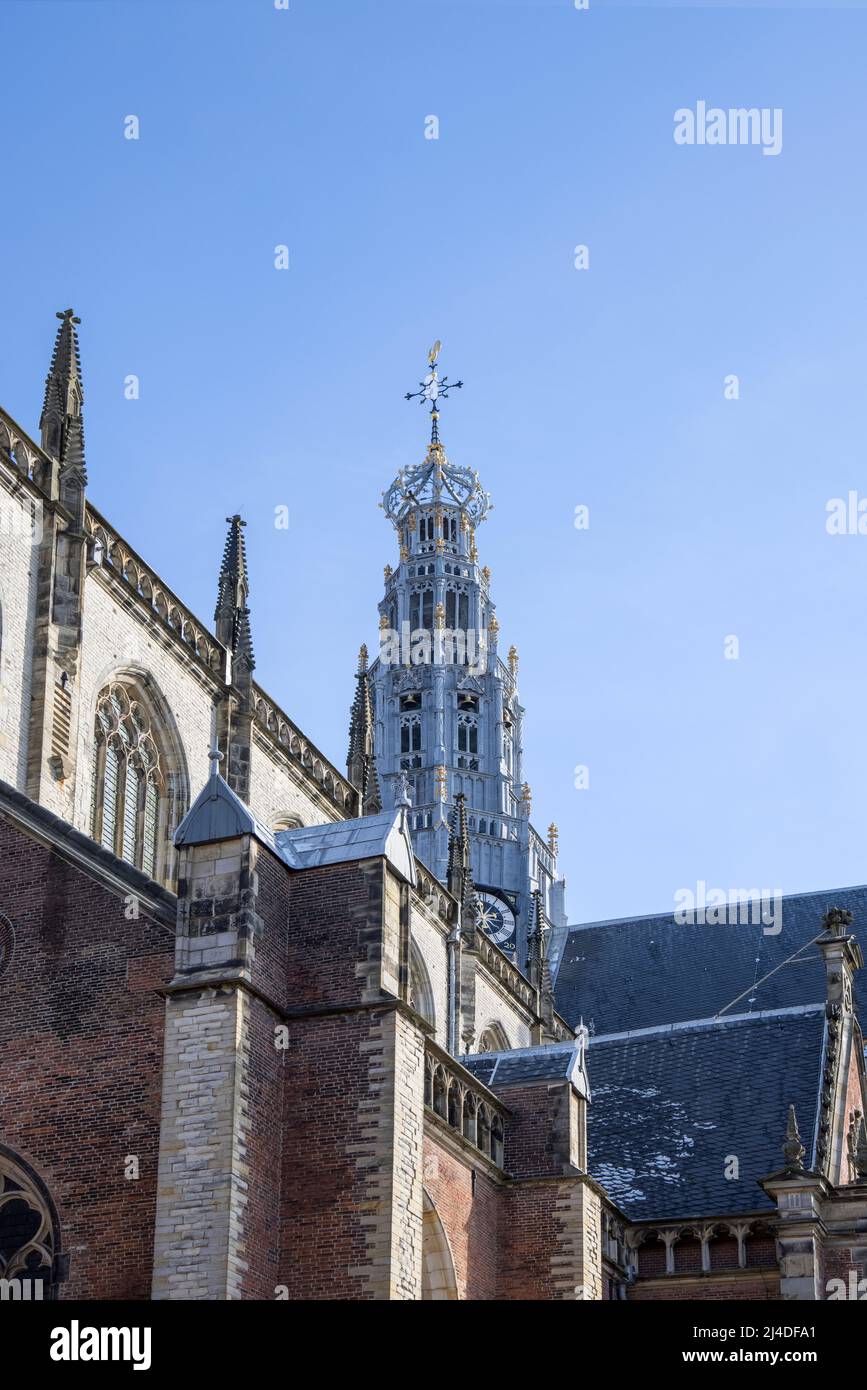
424;1040;506;1167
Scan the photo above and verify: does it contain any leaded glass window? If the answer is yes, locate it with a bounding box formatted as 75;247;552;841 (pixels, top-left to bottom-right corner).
90;683;164;877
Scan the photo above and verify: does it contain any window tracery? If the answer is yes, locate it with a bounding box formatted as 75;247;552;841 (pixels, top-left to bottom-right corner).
0;1150;59;1298
89;682;164;879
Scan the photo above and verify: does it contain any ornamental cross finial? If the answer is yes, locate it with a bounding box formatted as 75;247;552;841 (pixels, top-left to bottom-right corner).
405;340;463;445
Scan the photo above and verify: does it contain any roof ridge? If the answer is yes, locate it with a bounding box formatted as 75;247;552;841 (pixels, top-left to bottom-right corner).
567;881;867;934
587;1000;825;1046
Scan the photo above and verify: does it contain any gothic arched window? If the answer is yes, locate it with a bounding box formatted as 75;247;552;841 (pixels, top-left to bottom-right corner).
410;944;436;1030
90;682;165;879
478;1023;510;1054
400;714;422;769
457;714;478;770
0;1148;60;1299
445;587;469;630
409;587;434;631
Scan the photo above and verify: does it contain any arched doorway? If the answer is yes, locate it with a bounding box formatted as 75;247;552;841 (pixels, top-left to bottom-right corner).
421;1190;458;1300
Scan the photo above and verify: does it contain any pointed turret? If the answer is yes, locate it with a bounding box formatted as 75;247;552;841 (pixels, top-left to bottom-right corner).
447;792;478;934
213;518;255;803
782;1104;806;1174
27;311;89;806
347;645;381;815
215;515;253;659
233;608;256;675
40;309;86;475
526;889;551;993
526;888;557;1043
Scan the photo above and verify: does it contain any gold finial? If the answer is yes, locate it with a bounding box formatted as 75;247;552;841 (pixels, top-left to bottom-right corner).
509;644;519;674
548;823;559;856
434;602;445;630
400;543;409;561
482;565;491;583
489;612;499;636
460;512;469;532
359;643;368;663
384;563;393;581
434;765;448;799
521;782;532;812
436;537;444;553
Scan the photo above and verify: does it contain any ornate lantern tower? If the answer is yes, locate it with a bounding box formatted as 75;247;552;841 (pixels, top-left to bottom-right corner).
348;344;568;966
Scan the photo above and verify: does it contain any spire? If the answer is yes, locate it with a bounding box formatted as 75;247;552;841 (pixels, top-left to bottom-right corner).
782;1104;806;1174
447;792;478;929
233;608;256;674
40;308;86;482
526;889;550;992
347;644;381;815
215;515;254;664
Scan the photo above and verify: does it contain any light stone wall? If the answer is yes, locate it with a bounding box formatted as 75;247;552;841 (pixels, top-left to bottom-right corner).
152;984;251;1300
247;733;342;830
68;573;335;848
73;574;215;830
351;1007;425;1299
473;972;533;1051
0;484;39;790
552;1180;603;1300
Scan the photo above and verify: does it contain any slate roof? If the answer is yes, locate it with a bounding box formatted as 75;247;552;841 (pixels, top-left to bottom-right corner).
175;768;276;850
175;770;417;885
554;884;867;1036
275;808;416;884
585;1006;826;1220
464;1040;589;1097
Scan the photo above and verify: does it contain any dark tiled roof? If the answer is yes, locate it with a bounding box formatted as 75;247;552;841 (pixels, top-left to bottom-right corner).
554;885;867;1035
586;1007;825;1220
464;1041;587;1091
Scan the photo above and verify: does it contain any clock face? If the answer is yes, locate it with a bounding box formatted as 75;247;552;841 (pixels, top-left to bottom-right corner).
476;891;516;950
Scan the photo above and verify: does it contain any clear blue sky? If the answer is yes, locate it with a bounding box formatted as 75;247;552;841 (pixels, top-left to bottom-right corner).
3;0;867;924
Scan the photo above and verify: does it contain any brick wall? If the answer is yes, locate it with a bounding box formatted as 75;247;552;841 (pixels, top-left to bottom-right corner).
280;1004;426;1299
0;812;173;1298
422;1128;500;1299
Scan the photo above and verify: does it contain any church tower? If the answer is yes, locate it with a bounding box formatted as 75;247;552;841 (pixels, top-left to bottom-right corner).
356;344;567;968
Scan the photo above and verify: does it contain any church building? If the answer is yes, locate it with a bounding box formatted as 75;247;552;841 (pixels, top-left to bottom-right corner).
0;312;866;1301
